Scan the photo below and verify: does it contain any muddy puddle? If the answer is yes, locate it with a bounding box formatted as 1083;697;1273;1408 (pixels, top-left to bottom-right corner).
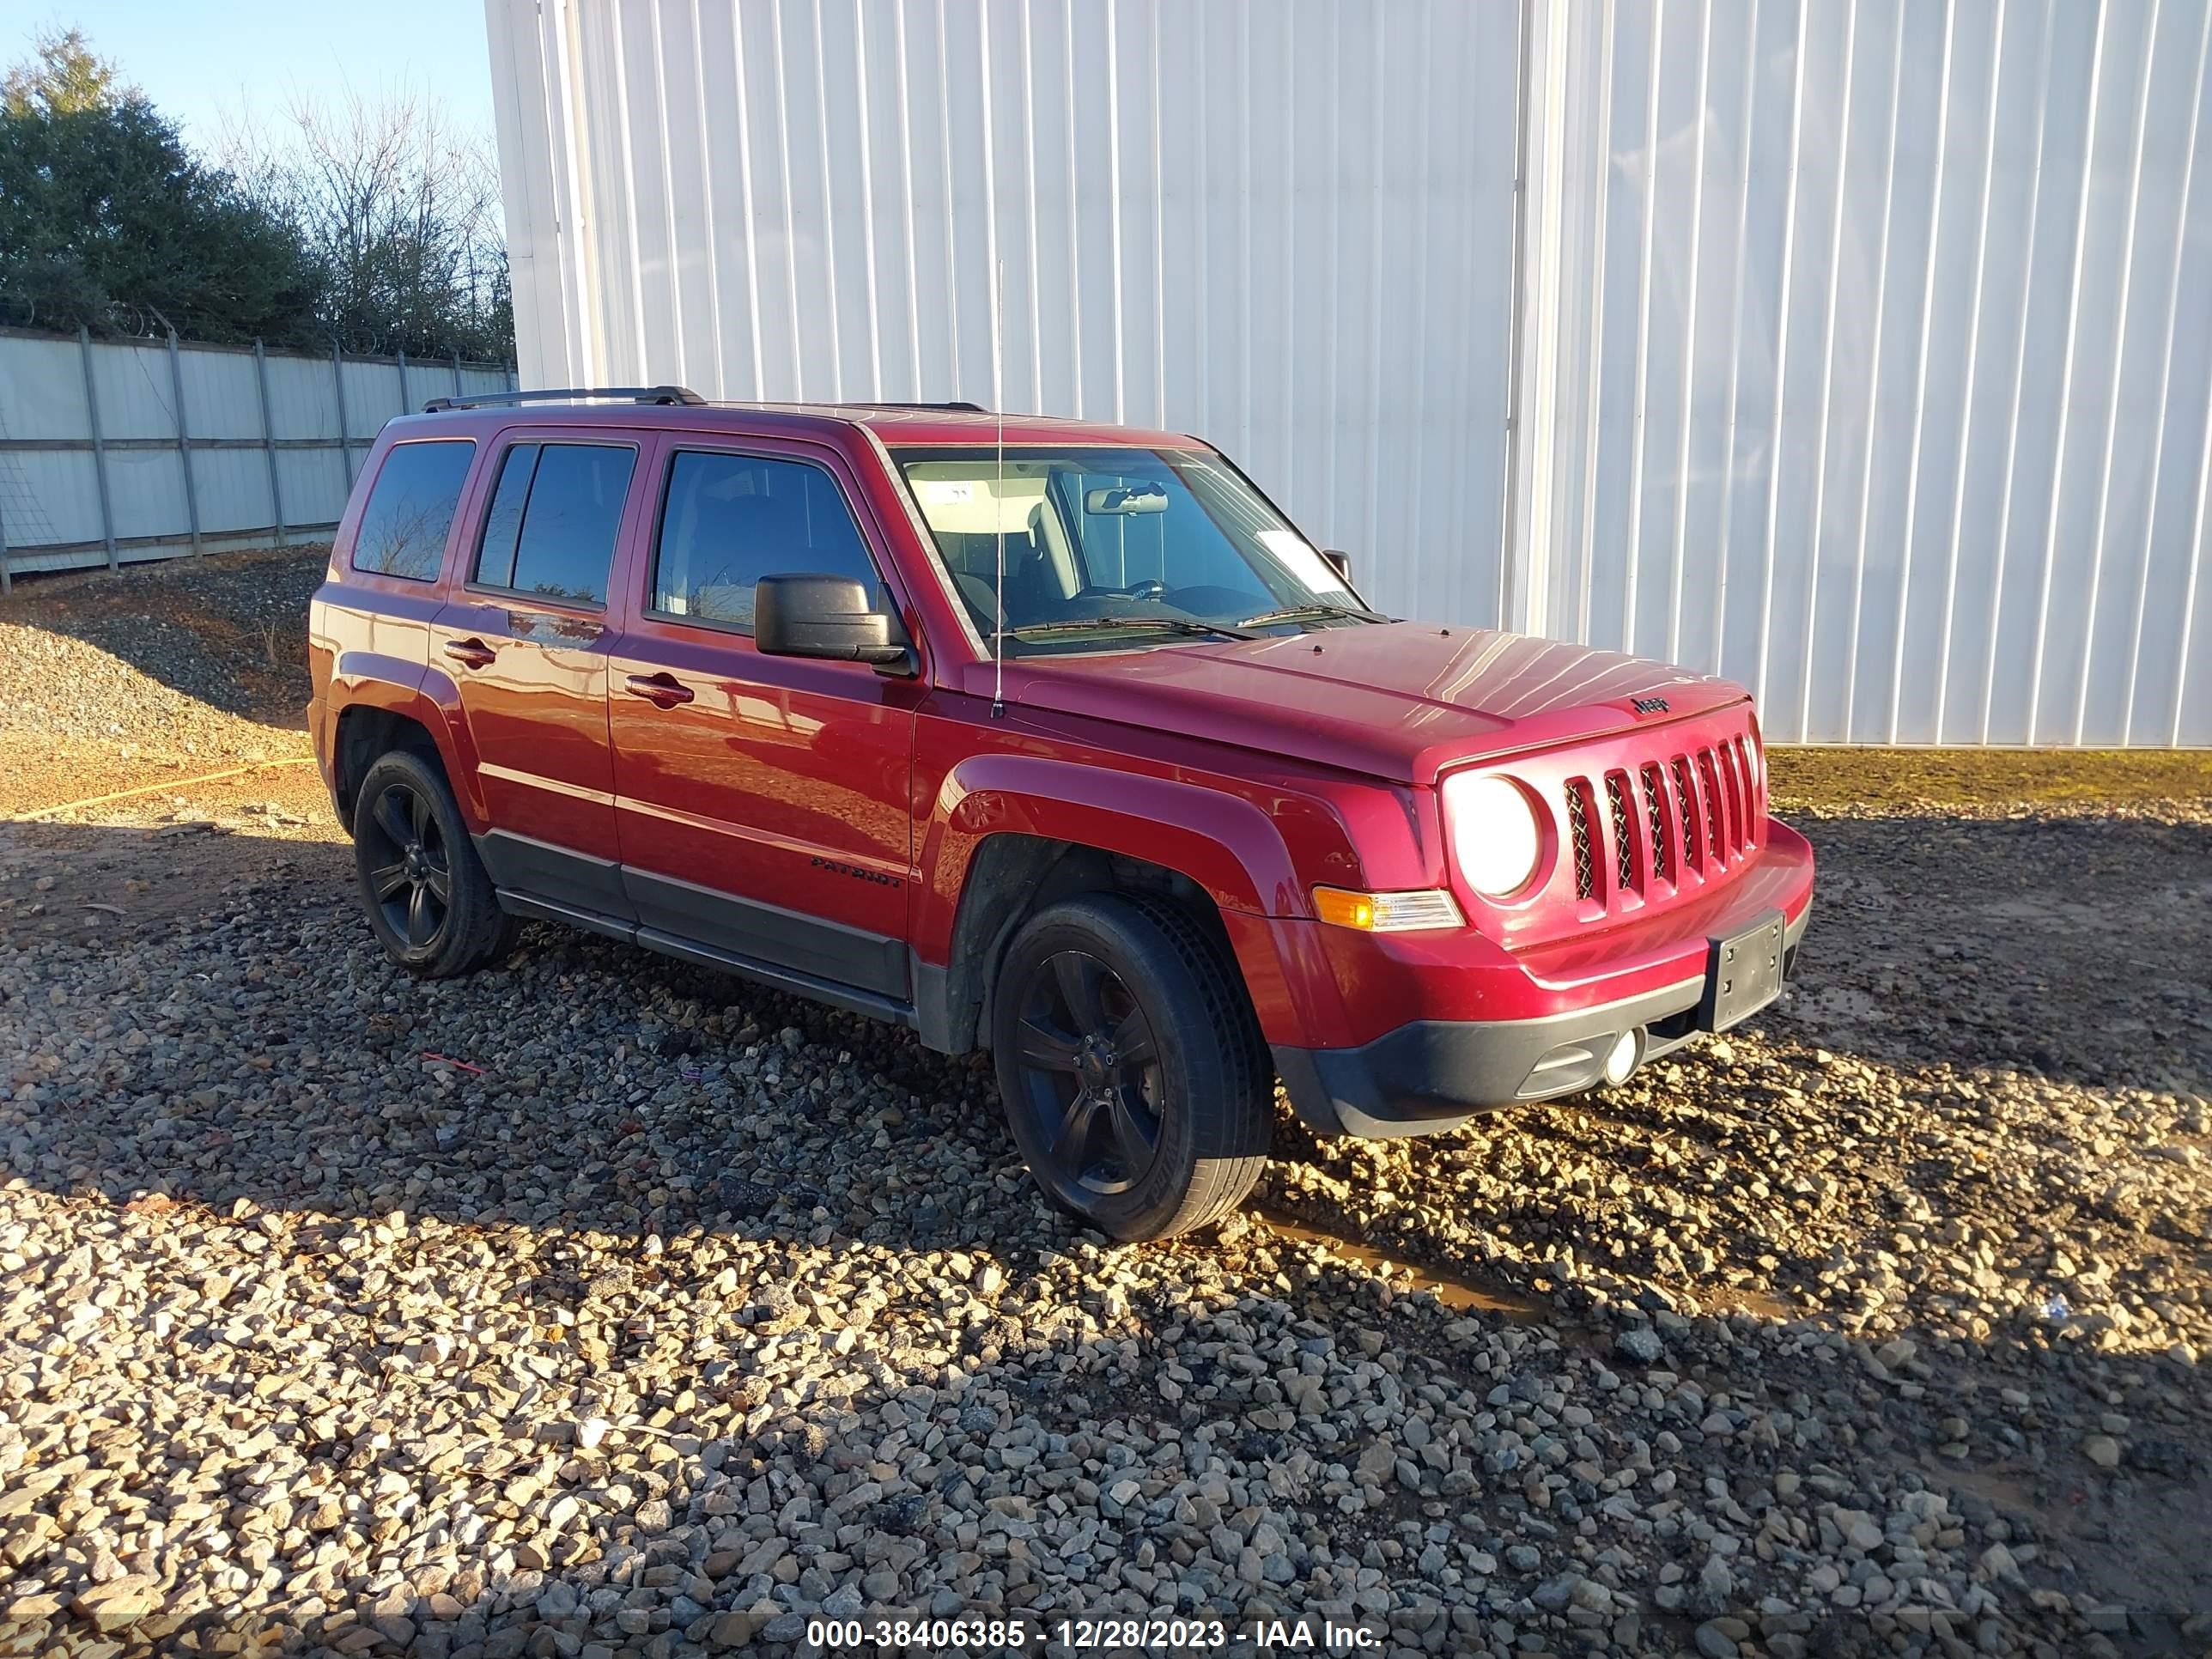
1257;1212;1550;1322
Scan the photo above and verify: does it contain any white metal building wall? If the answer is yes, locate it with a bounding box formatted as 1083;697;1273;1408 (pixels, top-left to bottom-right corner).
487;0;2212;745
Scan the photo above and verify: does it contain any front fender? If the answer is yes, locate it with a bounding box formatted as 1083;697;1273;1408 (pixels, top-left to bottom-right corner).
919;751;1299;921
912;752;1351;1051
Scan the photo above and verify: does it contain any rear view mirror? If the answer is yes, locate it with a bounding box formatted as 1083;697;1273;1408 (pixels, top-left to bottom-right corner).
754;574;911;669
1085;482;1169;515
1321;549;1352;581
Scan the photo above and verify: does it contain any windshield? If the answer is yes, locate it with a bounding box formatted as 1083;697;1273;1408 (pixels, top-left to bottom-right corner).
890;445;1370;654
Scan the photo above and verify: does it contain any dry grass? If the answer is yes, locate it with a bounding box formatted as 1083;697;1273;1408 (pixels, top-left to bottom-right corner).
1767;744;2212;815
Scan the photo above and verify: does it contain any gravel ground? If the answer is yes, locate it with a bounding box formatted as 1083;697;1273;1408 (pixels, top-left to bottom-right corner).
3;559;2210;1659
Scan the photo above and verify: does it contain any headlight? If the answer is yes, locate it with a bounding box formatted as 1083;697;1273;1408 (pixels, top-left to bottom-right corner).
1443;772;1543;897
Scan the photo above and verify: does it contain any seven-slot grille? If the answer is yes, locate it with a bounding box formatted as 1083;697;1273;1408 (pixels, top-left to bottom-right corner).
1565;732;1761;906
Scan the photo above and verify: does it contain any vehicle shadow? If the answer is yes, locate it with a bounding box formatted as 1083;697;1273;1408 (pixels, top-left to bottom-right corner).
1;811;2207;1654
0;545;327;726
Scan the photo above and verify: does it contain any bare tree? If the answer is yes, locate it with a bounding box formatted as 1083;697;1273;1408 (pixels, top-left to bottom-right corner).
226;90;511;360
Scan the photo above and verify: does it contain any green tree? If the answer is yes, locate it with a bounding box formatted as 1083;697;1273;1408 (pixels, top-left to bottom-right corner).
0;28;321;340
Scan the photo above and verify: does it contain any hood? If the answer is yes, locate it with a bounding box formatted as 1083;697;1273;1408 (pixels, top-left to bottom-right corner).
957;622;1748;784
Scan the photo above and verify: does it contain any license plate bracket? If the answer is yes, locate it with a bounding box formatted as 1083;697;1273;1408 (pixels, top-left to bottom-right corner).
1698;908;1788;1032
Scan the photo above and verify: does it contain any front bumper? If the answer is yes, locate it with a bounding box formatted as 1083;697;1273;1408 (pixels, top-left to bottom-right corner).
1274;902;1810;1138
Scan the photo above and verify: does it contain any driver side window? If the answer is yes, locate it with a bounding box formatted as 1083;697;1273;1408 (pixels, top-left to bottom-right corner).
650;450;882;632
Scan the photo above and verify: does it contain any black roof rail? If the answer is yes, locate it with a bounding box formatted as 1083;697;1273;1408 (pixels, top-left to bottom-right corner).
850;400;988;413
421;385;706;413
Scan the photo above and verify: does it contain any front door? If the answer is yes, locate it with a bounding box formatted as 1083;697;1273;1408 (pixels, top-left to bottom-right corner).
608;437;921;1001
434;433;643;915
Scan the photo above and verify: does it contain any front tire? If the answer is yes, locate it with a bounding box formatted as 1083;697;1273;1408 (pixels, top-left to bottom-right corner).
992;894;1272;1241
351;750;517;977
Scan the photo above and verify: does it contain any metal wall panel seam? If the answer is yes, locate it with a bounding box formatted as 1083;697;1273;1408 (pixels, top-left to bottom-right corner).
733;0;769;397
1362;10;1389;570
2172;352;2212;744
1237;3;1250;458
1931;0;2009;744
253;339;284;550
811;0;848;397
1020;0;1044;410
1279;7;1295;490
891;3;921;398
1520;0;1574;637
331;343;353;485
775;0;808;398
1753;0;1809;714
1618;0;1667;655
2073;0;2163;744
605;3;651;379
1706;0;1761;682
1501;0;1539;632
2021;0;2111;744
1886;0;1959;743
1838;5;1911;741
78;325;117;570
1408;0;1438;592
1064;0;1085;414
1151;0;1168;428
2120;3;2212;743
1977;0;2062;744
1106;0;1127;423
165;330;202;556
976;0;1003;406
1191;9;1208;428
1576;0;1619;647
688;0;729;399
1662;0;1714;666
1324;3;1346;548
647;4;688;383
1796;3;1863;742
564;0;610;384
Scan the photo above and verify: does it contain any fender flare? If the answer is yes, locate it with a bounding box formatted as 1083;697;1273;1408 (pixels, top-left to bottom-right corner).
329;652;489;830
910;753;1311;1053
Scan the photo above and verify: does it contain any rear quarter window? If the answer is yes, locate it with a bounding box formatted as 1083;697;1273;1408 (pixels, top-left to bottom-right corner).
349;440;477;581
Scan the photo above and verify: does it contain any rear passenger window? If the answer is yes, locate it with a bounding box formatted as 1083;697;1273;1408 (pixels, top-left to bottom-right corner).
651;451;880;629
350;440;476;581
471;441;635;606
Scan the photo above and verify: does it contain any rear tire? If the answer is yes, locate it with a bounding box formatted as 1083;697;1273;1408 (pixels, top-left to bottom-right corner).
351;750;517;978
992;893;1272;1241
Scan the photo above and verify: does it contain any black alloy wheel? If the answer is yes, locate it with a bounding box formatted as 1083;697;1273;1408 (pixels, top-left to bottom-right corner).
360;778;453;951
349;749;520;978
1010;949;1164;1197
991;893;1273;1241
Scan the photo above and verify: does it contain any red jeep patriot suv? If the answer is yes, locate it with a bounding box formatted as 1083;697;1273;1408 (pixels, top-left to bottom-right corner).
309;387;1813;1241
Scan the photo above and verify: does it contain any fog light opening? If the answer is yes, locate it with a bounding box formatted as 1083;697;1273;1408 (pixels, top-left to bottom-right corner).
1602;1029;1642;1086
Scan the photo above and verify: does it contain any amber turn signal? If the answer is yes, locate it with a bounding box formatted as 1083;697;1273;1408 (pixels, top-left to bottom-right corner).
1310;886;1464;932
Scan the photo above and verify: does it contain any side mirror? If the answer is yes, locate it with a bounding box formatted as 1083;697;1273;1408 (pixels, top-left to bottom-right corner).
1321;549;1352;581
754;574;911;669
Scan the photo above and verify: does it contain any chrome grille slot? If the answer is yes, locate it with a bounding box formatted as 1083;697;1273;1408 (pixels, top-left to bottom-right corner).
1698;750;1726;864
1640;763;1671;884
1604;772;1635;893
1672;757;1701;872
1565;781;1596;899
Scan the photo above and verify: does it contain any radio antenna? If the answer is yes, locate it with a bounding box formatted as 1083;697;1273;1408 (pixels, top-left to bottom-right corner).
990;257;1007;720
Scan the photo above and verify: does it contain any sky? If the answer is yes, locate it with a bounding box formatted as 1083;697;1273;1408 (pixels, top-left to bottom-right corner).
5;0;497;151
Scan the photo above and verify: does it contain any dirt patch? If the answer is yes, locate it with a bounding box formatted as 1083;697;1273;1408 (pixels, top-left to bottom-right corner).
1769;744;2212;816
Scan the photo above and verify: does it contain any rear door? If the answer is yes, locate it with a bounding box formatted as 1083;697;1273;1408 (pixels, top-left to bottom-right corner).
433;430;644;916
607;434;923;1004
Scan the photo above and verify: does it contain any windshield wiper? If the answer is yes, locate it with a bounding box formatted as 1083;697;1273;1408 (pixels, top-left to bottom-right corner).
1237;601;1391;629
1006;615;1258;642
